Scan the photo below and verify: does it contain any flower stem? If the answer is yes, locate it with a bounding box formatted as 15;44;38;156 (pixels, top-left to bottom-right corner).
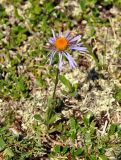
53;68;59;100
45;68;60;128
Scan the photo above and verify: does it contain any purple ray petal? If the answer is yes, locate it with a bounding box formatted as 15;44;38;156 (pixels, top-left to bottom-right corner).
59;53;63;71
67;36;72;41
49;38;55;45
64;52;77;69
51;29;56;40
59;30;62;37
66;52;77;66
77;42;83;46
69;35;82;43
69;45;87;53
65;30;70;38
49;51;56;65
69;42;83;47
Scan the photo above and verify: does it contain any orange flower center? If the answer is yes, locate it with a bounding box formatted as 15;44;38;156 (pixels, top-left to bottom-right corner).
55;37;68;51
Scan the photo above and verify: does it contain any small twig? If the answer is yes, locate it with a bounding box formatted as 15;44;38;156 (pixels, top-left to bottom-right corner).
101;120;108;136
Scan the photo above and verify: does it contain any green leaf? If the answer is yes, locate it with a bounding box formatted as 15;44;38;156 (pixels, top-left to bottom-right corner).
54;145;61;154
108;123;118;135
115;87;121;102
48;113;57;125
83;111;94;127
85;131;92;146
36;77;47;88
69;118;77;130
15;76;29;98
99;147;105;155
3;148;14;158
74;147;83;156
45;2;54;13
57;122;63;132
0;125;9;133
34;114;42;121
4;110;15;125
69;118;78;141
20;152;32;159
0;4;6;18
90;154;97;160
59;75;73;92
70;131;77;141
99;155;108;160
45;96;56;125
62;145;69;154
0;137;6;151
90;121;96;135
118;127;121;139
80;0;86;12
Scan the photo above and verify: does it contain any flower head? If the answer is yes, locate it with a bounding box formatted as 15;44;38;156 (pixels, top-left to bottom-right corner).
48;29;87;71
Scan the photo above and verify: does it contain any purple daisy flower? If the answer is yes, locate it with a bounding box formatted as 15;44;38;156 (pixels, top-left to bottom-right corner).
48;29;87;71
